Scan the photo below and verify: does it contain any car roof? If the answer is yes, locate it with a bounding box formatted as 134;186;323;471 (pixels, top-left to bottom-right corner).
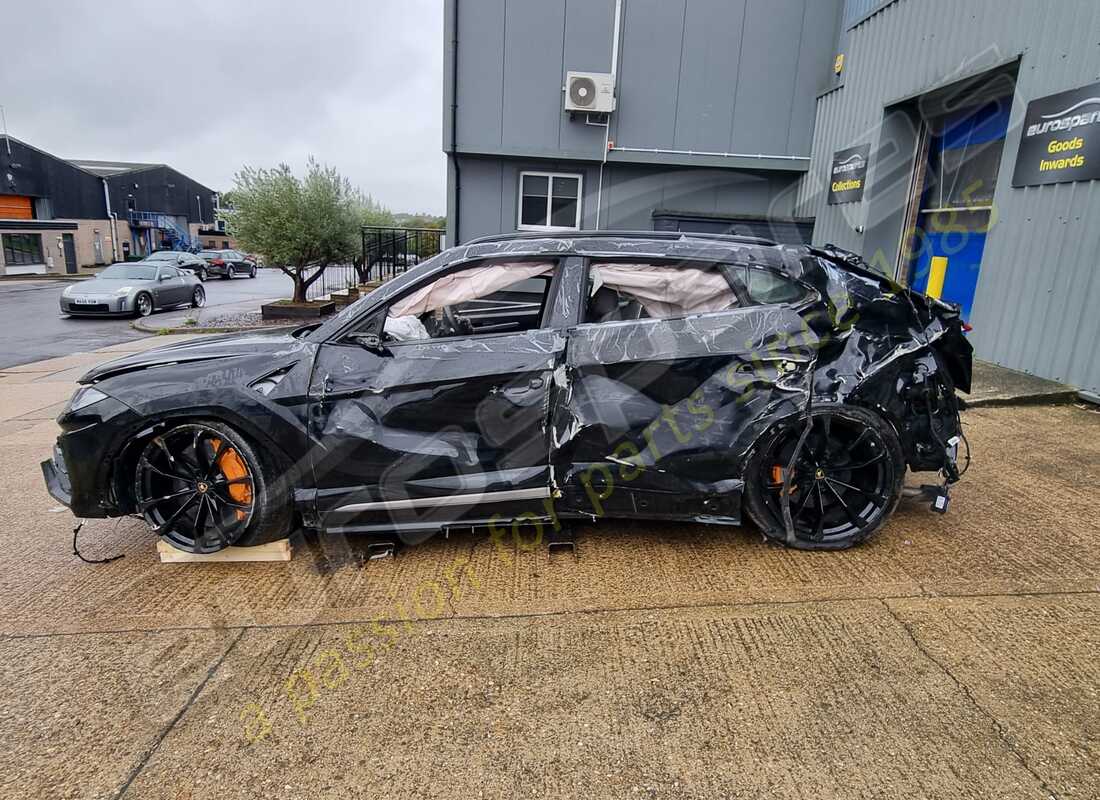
464;229;779;247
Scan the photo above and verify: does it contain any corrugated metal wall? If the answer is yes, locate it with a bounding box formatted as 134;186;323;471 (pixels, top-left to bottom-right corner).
798;0;1100;392
449;0;840;161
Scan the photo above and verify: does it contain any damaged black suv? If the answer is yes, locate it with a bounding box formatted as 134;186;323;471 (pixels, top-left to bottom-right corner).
42;231;971;552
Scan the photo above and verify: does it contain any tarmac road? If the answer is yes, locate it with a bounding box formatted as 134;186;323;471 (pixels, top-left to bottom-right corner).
0;270;293;369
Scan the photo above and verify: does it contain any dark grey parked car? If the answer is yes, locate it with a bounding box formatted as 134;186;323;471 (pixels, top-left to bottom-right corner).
199;249;256;279
60;262;206;317
143;250;209;281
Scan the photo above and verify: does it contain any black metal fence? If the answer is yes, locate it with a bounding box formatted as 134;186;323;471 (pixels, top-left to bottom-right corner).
362;226;444;283
304;263;358;302
302;227;445;302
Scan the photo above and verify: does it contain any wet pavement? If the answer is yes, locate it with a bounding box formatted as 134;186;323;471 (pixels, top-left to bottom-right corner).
1;339;1098;799
0;271;293;369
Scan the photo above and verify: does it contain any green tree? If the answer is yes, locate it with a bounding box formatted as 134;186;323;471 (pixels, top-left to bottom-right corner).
220;159;360;303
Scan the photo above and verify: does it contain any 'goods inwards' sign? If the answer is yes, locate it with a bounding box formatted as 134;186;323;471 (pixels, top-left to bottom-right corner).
1012;80;1100;187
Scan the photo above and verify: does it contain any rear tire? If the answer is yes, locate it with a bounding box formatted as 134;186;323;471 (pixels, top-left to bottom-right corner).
743;405;905;550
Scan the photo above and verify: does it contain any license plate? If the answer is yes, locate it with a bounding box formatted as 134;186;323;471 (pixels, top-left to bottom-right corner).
72;297;97;304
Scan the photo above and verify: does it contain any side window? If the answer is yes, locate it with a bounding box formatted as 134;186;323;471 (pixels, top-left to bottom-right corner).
382;260;556;342
584;262;738;324
742;267;809;305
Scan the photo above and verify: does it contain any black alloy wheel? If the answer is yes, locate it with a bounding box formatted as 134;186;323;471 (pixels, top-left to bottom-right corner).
745;406;904;549
134;423;257;553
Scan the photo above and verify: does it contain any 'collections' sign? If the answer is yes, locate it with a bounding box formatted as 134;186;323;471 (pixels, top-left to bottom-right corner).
1012;80;1100;187
828;144;870;204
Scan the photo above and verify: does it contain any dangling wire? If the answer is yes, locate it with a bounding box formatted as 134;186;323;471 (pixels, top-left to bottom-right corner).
72;520;125;564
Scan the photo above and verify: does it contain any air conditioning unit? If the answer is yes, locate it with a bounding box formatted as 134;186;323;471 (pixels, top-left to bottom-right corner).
564;71;616;113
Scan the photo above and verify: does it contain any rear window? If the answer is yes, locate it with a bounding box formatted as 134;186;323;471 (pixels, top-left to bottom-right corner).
742;268;808;305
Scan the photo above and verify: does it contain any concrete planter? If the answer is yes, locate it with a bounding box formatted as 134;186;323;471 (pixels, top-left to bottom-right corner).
260;300;336;320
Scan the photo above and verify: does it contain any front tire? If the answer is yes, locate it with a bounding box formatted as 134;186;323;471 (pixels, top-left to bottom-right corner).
743;405;905;550
133;421;292;553
248;265;256;278
191;285;206;308
134;292;153;317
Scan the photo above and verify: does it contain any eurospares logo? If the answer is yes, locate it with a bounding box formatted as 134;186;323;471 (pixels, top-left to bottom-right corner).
831;152;866;192
1026;96;1100;136
1013;80;1100;187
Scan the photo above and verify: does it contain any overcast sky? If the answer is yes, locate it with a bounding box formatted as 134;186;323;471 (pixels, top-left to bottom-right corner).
1;0;445;215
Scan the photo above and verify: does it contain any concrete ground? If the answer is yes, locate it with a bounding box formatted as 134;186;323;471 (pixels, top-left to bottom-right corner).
0;339;1097;799
967;359;1079;407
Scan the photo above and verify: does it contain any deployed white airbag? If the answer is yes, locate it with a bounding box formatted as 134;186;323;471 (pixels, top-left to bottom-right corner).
589;263;737;318
388;261;554;318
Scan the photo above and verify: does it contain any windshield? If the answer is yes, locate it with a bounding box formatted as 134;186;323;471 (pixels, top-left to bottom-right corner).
97;264;158;280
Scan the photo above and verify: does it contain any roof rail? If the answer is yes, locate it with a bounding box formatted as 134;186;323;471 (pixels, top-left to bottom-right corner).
462;229;777;247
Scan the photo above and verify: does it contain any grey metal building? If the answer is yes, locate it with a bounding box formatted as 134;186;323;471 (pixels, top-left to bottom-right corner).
444;0;1100;394
798;0;1100;394
443;0;843;244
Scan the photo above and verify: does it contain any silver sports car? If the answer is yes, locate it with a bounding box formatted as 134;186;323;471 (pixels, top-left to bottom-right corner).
60;262;206;317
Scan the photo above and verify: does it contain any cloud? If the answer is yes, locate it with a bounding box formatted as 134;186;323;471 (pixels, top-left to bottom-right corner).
0;0;445;214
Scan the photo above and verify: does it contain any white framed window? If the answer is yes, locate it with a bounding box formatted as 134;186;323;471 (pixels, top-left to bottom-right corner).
517;171;582;231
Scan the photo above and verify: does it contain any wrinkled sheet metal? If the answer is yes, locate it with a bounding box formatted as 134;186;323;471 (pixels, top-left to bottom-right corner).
553;305;819;522
64;234;969;539
308;236;967;536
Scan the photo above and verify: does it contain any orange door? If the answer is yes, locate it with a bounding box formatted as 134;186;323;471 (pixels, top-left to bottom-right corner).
0;195;34;220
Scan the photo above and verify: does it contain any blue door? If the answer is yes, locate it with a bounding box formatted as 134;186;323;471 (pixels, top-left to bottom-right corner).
908;100;1010;320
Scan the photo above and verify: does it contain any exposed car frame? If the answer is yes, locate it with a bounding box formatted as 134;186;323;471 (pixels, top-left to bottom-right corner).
43;232;972;553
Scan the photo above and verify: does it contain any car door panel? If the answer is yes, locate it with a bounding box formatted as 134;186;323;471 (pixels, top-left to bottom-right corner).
552;306;818;522
308;328;565;534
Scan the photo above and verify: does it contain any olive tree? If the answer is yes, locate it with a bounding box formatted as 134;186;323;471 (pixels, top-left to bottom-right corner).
220;159;360;303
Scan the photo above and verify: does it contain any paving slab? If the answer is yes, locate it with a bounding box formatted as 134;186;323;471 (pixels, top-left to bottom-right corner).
119;599;1088;799
2;352;109;375
966;359;1078;407
0;629;239;800
889;593;1100;800
93;333;205;353
0;345;1097;798
0;382;79;422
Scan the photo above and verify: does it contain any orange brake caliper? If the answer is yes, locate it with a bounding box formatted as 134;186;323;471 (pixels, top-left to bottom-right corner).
210;438;252;520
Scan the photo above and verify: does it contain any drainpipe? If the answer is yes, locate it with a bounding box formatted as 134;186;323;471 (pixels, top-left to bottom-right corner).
449;0;461;245
595;0;623;230
102;179;119;262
